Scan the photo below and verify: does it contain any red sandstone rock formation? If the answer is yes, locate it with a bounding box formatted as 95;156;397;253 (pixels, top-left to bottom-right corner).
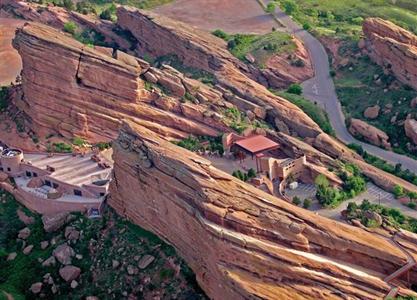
405;118;417;145
109;120;417;300
12;22;241;142
116;6;322;138
348;118;391;149
362;18;417;90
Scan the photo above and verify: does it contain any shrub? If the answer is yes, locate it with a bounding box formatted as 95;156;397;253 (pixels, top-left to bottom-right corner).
95;142;111;151
282;0;298;15
0;87;9;111
287;83;303;95
291;58;305;67
265;2;276;13
63;21;77;34
292;196;301;206
408;202;417;210
73;136;86;147
302;23;311;30
52;142;73;153
247;168;256;179
393;185;405;198
303;198;312;209
212;29;229;40
63;0;74;10
99;4;116;21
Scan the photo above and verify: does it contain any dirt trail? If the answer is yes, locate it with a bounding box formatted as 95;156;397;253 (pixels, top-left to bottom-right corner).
0;18;24;86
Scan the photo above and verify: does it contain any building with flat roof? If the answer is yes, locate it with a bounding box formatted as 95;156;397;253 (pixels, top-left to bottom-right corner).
0;147;113;214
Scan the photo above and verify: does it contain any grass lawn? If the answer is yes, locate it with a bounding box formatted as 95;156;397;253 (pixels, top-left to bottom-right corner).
273;0;417;38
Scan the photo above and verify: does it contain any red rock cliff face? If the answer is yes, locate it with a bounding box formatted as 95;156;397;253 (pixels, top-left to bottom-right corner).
12;23;237;142
109;120;417;300
362;18;417;90
117;6;322;138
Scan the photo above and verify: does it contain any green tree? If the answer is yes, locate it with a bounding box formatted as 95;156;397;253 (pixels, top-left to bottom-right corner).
63;0;74;10
315;174;329;188
393;185;405;198
303;199;312;209
287;83;303;95
282;0;298;15
247;168;256;179
266;2;276;13
292;196;301;206
99;4;117;21
63;21;77;34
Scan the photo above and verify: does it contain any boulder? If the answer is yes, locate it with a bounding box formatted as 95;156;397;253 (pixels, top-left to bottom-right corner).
18;227;31;240
411;97;417;109
23;245;34;255
59;265;81;282
363;105;380;119
30;282;42;294
364;210;383;226
64;226;80;241
7;252;17;261
42;256;56;267
40;241;49;250
138;255;155;269
53;244;75;265
349;118;391;148
42;212;68;232
17;209;35;225
405;119;417;145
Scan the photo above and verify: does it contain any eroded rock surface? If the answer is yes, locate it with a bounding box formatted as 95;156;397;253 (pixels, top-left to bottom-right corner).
109;120;417;300
363;18;417;90
349;118;391;149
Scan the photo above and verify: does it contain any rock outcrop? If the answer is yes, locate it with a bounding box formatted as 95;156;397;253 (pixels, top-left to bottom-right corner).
349;118;391;149
405;118;417;145
362;18;417;90
116;6;322;138
12;22;239;142
109;120;417;300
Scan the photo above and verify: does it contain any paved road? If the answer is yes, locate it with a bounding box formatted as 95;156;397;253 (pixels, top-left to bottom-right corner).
285;182;417;219
258;0;417;174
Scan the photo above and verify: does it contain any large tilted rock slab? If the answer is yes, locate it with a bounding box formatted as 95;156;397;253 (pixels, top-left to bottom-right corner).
116;6;322;138
12;23;226;142
362;17;417;90
109;120;417;300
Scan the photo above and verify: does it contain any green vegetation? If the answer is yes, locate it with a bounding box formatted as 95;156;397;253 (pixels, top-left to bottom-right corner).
348;143;417;185
315;164;366;208
292;196;301;206
287;83;302;95
275;91;334;135
63;21;77;34
303;198;312;209
232;168;257;182
99;3;117;21
94;141;112;151
224;107;249;134
265;2;276;14
337;51;417;156
0;190;205;299
272;0;417;38
72;136;86;147
175;135;224;155
346;199;417;233
212;30;296;67
48;142;73;153
0;87;9;111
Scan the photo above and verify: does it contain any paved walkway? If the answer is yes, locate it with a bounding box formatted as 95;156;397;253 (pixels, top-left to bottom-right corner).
285;182;417;220
258;0;417;174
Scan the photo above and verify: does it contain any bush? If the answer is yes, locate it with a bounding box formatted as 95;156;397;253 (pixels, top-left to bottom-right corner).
287;83;303;95
0;87;9;111
393;185;405;198
407;202;417;210
73;136;86;147
265;2;276;13
302;23;311;30
282;0;298;15
63;0;74;10
292;196;301;206
247;168;256;179
212;29;229;40
63;21;77;34
52;142;73;153
303;198;312;209
99;4;116;21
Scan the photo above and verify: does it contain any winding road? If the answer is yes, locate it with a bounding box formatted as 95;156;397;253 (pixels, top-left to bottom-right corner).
258;0;417;174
